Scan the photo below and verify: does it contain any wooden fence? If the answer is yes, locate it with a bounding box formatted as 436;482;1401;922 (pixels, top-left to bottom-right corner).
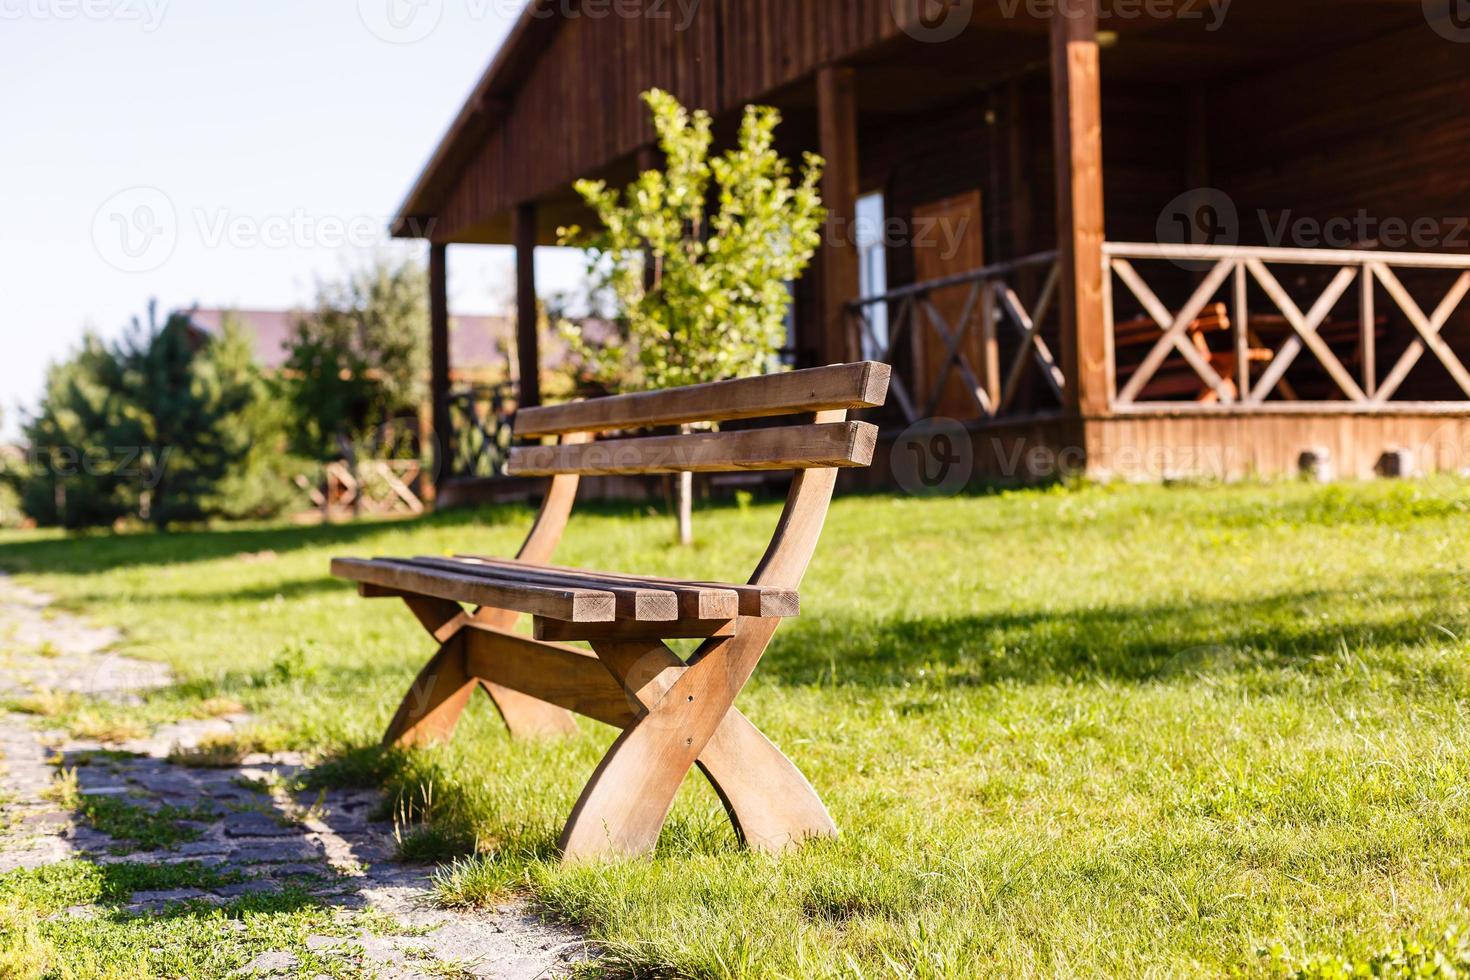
1105;242;1470;412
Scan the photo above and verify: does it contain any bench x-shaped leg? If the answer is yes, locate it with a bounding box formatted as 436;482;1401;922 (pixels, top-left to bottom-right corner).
381;595;835;859
558;619;834;859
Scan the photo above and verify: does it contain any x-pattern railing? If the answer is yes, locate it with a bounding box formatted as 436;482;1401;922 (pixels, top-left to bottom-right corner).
449;383;517;478
847;251;1062;424
295;460;425;519
1106;242;1470;410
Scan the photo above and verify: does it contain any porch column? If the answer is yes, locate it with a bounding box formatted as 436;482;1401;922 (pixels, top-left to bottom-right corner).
818;64;860;366
638;144;662;294
429;241;453;490
514;202;542;409
1049;4;1110;415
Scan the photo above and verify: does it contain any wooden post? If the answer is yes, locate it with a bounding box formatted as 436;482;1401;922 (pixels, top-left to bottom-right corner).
637;144;662;295
632;143;691;543
1049;5;1110;416
818;65;860;366
429;242;453;488
514;203;542;409
981;283;1000;410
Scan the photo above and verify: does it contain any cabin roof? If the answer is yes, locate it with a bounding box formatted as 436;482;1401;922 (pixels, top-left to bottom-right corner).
392;0;560;239
391;0;1433;245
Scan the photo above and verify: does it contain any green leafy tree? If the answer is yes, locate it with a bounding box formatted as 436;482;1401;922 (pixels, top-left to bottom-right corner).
283;256;429;465
559;88;826;541
198;314;309;522
0;474;18;528
0;407;18;527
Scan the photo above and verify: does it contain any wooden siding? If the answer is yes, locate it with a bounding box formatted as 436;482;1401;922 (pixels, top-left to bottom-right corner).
437;0;909;242
418;0;1437;246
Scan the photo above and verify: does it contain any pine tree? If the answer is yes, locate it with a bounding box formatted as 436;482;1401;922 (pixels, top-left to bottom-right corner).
113;302;256;529
19;334;135;528
207;314;307;521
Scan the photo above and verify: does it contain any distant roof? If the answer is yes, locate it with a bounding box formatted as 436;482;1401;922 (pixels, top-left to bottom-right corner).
187;308;514;372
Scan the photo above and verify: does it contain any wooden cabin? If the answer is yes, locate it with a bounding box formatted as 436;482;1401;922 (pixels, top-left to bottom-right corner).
394;0;1470;489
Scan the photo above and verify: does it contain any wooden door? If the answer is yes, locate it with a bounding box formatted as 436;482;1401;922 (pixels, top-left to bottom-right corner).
911;190;986;419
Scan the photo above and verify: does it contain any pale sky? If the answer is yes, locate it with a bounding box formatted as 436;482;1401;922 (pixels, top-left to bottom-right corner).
0;0;587;439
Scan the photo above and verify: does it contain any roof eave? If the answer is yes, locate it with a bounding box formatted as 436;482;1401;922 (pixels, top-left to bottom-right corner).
390;0;560;240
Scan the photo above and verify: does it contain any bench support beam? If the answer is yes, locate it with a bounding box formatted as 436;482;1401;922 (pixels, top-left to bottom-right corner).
375;592;579;743
382;632;479;748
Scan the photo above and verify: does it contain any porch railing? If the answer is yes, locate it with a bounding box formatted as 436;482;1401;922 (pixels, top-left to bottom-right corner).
1104;242;1470;412
295;460;425;519
447;383;517;478
846;251;1062;425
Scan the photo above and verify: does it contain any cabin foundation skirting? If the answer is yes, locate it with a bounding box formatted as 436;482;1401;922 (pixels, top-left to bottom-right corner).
862;412;1470;488
1081;412;1470;483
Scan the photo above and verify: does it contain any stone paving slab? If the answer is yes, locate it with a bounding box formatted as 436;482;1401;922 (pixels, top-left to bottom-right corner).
0;574;592;978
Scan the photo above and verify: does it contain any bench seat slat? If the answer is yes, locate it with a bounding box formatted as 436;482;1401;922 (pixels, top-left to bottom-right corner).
514;362;890;438
331;558;616;622
455;556;796;618
507;421;878;478
405;556;684;622
453;557;745;620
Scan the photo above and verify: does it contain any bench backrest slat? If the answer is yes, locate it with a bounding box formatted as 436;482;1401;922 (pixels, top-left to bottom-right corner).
506;421;877;477
514;362;890;438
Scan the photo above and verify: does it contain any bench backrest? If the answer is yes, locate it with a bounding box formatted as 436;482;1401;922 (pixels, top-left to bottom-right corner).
507;362;891;477
506;362;890;592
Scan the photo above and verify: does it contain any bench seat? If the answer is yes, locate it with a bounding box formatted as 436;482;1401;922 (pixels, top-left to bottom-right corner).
331;555;798;638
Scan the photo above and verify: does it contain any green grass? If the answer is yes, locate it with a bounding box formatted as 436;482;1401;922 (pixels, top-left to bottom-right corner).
3;478;1470;977
0;861;398;980
41;766;218;854
77;795;217;853
0;861;248;915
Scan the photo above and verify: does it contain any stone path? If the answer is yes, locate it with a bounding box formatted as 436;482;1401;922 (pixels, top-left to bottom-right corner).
0;575;590;979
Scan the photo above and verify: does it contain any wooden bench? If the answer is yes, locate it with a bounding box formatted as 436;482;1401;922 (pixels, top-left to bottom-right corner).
332;362;892;861
1113;302;1273;402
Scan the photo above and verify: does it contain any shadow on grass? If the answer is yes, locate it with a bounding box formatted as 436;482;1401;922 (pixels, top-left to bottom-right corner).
761;569;1470;690
0;505;532;576
137;577;352;605
0;492;802;578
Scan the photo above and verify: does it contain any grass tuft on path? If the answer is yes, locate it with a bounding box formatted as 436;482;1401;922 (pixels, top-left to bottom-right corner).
4;477;1470;976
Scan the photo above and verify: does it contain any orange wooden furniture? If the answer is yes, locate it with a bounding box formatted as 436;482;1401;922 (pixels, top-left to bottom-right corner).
333;363;891;861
